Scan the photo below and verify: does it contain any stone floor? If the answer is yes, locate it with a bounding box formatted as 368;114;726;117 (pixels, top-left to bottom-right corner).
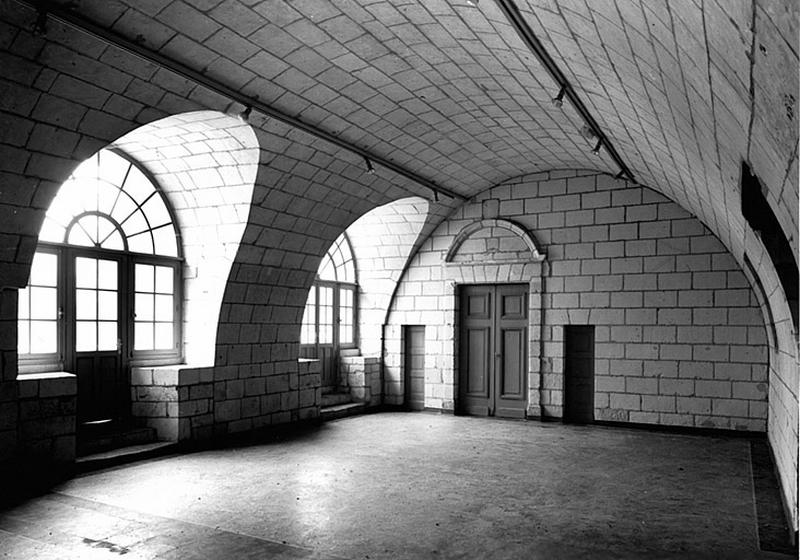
0;412;794;559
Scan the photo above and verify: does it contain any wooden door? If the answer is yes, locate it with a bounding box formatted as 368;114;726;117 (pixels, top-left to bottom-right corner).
563;325;595;423
404;325;425;411
458;284;527;418
494;285;528;418
73;254;125;422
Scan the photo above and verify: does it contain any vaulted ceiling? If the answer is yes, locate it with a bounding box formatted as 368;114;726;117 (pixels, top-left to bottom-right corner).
38;0;800;269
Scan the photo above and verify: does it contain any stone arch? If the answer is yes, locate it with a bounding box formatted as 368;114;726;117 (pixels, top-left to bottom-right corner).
346;196;431;355
92;110;261;366
445;218;545;263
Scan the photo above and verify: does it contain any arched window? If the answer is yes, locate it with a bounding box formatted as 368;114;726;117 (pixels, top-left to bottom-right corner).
300;234;357;388
19;149;182;421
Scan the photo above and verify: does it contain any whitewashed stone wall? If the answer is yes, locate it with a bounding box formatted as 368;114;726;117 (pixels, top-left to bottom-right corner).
385;171;770;431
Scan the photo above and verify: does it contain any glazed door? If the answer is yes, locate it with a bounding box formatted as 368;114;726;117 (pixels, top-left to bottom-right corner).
563;325;595;423
458;284;528;418
72;254;125;422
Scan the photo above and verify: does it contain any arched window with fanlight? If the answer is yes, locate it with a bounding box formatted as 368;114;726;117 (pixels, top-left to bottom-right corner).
300;233;358;389
19;149;182;423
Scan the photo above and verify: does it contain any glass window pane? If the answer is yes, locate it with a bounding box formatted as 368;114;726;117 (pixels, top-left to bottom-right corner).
102;229;125;251
97;259;117;290
135;322;154;351
341;325;352;344
67;223;94;247
38;216;65;243
98;150;130;188
121;211;148;238
30;252;58;286
135;263;154;293
141;195;171;229
127;231;154;254
320;324;332;344
154;294;172;322
47;188;80;228
319;287;331;306
98;290;117;320
318;254;336;281
30;286;57;320
82;215;100;244
135;293;154;321
97;321;117;351
301;324;312;344
155;266;173;294
152;226;178;257
98;183;121;214
96;216;118;248
18;320;29;354
76;288;96;320
75;257;97;289
73;181;100;213
18;287;29;320
154;323;173;350
123;166;156;203
110;193;137;226
76;321;96;352
30;320;57;354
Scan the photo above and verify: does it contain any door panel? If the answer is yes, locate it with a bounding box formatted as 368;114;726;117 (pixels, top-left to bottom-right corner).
76;354;123;422
564;325;595;423
459;284;527;418
467;328;490;395
500;329;524;396
501;292;525;319
318;345;336;388
404;325;425;411
468;293;490;318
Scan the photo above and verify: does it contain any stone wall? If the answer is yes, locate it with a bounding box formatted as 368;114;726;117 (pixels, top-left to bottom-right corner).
385;171;770;431
17;372;76;466
132;359;321;442
340;355;381;406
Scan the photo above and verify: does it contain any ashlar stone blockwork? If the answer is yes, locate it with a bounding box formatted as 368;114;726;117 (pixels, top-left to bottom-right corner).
385;171;770;431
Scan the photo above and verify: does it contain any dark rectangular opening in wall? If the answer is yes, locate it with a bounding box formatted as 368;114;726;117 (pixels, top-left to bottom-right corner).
563;325;595;424
741;162;798;328
403;325;425;411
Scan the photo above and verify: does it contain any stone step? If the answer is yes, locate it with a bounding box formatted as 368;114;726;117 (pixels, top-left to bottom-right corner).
77;420;159;457
320;392;352;407
320;402;368;422
76;441;178;473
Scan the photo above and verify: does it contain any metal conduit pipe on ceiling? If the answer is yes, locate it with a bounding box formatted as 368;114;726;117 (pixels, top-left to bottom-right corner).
492;0;637;183
15;0;466;202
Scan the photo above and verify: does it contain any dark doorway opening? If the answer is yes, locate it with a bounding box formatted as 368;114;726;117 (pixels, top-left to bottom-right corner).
563;325;595;423
403;325;425;411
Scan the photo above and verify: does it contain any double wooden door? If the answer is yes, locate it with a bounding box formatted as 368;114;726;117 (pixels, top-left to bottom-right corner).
458;284;528;418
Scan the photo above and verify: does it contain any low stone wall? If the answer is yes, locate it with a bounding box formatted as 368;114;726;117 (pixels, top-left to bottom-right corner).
298;358;322;415
340;355;381;406
132;359;322;442
17;372;76;466
131;366;213;442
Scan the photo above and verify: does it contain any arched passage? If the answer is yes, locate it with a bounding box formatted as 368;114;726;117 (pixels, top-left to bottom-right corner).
16;110;259;445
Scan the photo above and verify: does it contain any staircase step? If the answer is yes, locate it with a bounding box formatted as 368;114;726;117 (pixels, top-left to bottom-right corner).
321;402;367;422
321;392;352;407
76;441;178;473
78;421;159;457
